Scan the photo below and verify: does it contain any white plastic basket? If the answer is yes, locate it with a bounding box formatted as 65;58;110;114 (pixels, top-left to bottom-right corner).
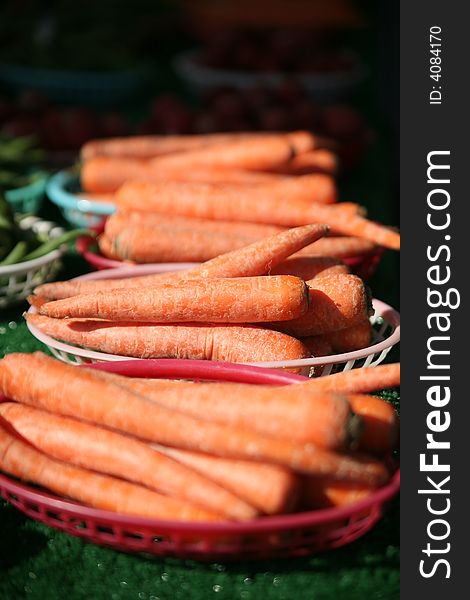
0;217;66;309
26;265;400;376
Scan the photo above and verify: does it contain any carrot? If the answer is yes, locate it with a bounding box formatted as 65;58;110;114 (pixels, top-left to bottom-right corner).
348;394;399;455
39;275;309;323
80;134;225;161
152;444;299;515
0;402;257;520
273;149;339;176
327;318;372;352
81;156;150;193
80;131;315;161
302;319;372;356
81;157;289;194
97;235;121;260
271;274;373;337
183;223;329;280
104;226;262;263
302;337;333;357
116;180;400;250
106;378;358;450
147;136;295;171
271;256;349;280
301;363;401;393
104;211;284;241
34;223;329;299
26;315;312;364
299;475;376;509
0;353;389;485
0;425;221;521
293;236;378;259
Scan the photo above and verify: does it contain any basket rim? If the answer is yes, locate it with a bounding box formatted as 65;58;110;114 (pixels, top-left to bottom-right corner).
4;172;49;202
26;261;400;368
174;49;368;89
0;358;400;533
47;170;116;216
0;217;65;276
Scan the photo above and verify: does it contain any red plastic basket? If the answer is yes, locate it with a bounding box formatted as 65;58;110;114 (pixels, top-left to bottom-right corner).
76;231;384;280
0;359;400;561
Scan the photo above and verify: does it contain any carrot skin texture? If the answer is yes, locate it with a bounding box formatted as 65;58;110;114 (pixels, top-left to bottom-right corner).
0;353;389;485
269;274;373;337
105;211;284;240
308;319;372;353
116;180;399;249
300;363;401;394
299;475;376;509
38;276;310;323
271;256;349;280
293;237;377;259
80;131;317;161
110;377;354;450
152;444;299;515
34;223;329;300
26;314;311;365
0;425;221;521
0;403;257;519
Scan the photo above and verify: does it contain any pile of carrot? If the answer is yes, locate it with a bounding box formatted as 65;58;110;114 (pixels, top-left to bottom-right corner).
78;131;400;256
0;353;400;521
28;224;376;364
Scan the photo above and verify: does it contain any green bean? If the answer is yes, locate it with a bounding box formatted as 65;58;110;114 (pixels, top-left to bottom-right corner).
0;241;28;266
21;229;90;261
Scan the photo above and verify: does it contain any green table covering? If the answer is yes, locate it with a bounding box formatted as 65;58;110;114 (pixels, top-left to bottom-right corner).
0;137;400;599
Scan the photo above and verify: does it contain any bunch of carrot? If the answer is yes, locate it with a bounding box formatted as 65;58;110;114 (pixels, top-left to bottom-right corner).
0;353;400;522
78;131;400;253
28;224;376;364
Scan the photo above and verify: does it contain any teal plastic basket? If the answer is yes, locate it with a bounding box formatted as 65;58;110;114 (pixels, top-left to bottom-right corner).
5;174;48;214
0;62;149;107
46;169;115;228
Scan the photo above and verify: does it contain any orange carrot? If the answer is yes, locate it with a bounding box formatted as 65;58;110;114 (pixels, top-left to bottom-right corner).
302;337;333;357
183;223;329;280
34;223;329;299
0;353;388;485
270;274;373;337
80;134;228;161
299;475;376;509
104;211;284;240
116;180;400;250
104;226;261;263
39;275;309;323
0;402;257;520
147;136;295;171
81;157;290;193
301;363;401;393
80;131;316;161
272;149;339;176
0;425;221;521
26;315;312;364
97;235;121;261
293;236;377;259
304;319;372;353
152;444;299;515
271;256;349;280
108;378;357;450
348;394;399;455
81;156;150;193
